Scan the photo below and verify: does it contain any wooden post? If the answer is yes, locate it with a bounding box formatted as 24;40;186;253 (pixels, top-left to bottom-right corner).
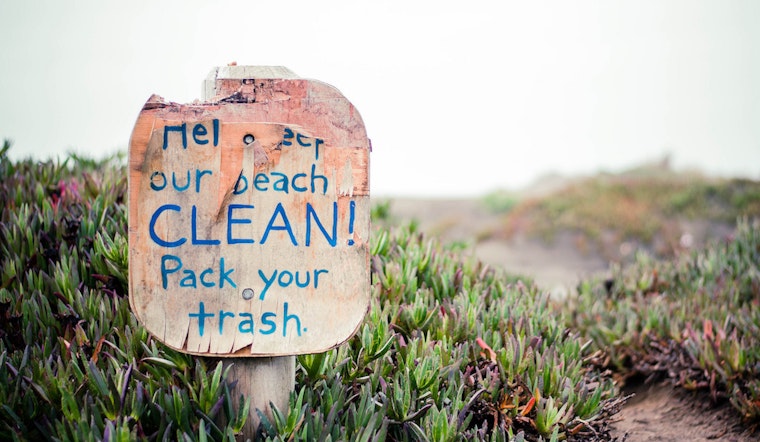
201;66;298;437
127;65;371;440
225;357;294;436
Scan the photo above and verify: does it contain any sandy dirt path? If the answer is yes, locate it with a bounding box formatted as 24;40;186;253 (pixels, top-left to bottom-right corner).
611;382;754;441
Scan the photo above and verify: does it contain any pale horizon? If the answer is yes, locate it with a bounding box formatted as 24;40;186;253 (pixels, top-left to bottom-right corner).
1;0;759;197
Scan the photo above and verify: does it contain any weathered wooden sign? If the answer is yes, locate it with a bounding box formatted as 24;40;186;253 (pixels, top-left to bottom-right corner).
128;72;370;356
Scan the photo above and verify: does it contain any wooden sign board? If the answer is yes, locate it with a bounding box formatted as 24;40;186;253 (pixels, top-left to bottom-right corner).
128;75;370;356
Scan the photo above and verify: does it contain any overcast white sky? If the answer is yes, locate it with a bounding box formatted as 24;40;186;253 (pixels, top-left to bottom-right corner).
1;1;758;196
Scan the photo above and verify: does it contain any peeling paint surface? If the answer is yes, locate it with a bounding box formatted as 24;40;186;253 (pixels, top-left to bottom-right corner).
128;78;370;356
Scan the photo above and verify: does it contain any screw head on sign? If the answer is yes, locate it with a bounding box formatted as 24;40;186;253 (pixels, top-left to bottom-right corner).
242;288;254;300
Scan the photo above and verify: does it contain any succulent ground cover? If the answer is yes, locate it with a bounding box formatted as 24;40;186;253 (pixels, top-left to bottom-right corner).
1;142;758;441
0;144;622;440
282;224;621;441
567;218;760;424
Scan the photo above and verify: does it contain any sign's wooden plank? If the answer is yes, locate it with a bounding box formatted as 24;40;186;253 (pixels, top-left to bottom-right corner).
128;76;371;356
